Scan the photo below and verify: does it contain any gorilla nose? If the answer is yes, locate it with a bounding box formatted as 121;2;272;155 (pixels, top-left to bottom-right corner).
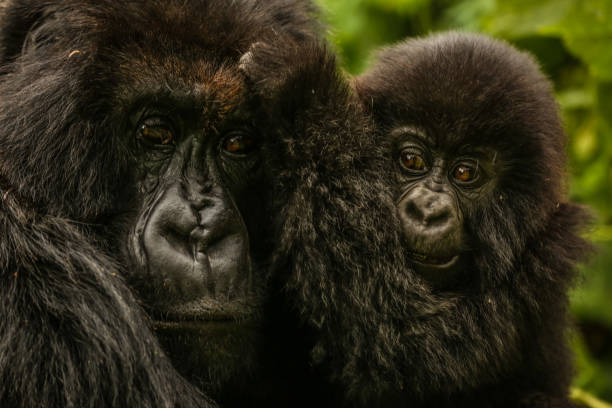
139;182;251;304
399;186;460;237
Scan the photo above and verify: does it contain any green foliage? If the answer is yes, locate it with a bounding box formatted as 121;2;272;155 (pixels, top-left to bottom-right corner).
572;387;612;408
317;0;612;402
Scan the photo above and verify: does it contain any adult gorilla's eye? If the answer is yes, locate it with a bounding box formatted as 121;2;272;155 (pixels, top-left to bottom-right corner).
222;132;257;155
453;164;478;183
138;122;175;145
400;150;427;172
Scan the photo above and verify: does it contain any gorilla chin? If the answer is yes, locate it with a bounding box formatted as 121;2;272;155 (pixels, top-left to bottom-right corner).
154;318;263;394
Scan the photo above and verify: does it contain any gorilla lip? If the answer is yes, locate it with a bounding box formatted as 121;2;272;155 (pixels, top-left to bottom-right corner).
407;251;459;268
149;297;259;323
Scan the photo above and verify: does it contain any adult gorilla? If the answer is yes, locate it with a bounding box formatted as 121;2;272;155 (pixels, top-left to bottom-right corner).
0;0;335;406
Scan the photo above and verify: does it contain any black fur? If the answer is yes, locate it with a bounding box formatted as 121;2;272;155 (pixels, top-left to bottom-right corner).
252;32;592;407
242;35;386;407
0;1;319;407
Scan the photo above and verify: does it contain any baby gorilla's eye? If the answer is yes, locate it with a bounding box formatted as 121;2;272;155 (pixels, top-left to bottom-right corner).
453;164;477;183
400;150;427;172
223;132;257;155
139;123;175;145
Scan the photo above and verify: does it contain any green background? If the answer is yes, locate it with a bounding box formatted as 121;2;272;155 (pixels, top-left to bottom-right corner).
316;0;612;403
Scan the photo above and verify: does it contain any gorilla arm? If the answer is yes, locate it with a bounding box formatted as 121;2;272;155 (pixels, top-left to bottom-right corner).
241;38;412;404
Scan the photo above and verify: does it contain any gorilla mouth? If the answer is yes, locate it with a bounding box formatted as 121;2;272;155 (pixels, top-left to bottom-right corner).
407;251;459;268
148;298;259;324
153;319;248;330
152;313;251;325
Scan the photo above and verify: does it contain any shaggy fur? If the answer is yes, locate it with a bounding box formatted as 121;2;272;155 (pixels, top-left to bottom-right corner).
252;32;592;407
0;1;319;407
235;35;366;407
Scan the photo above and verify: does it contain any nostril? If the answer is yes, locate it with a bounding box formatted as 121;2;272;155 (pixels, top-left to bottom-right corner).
403;200;425;223
423;208;451;227
190;197;215;211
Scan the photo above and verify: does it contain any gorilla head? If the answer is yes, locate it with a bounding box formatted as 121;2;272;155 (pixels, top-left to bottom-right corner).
355;32;574;291
0;0;321;406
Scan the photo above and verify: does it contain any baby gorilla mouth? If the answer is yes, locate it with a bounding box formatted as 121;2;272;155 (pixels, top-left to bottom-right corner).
407;250;462;288
407;250;459;267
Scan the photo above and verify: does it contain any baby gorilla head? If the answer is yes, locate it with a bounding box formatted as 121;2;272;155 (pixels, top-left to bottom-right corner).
351;32;591;406
357;32;570;291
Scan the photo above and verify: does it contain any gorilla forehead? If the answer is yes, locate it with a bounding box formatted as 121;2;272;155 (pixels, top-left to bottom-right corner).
116;57;248;121
6;0;292;67
360;32;563;153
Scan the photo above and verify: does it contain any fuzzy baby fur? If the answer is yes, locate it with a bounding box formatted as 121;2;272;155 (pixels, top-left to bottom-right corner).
250;32;592;407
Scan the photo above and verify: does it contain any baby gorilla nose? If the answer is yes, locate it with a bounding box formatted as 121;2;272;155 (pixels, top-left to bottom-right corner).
140;181;252;312
399;185;460;238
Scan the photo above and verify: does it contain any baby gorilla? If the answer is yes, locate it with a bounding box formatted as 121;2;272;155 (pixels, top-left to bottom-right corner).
352;32;591;407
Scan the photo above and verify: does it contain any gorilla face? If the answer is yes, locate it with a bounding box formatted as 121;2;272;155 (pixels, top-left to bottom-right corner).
123;82;265;386
126;88;262;322
390;125;500;287
115;48;270;390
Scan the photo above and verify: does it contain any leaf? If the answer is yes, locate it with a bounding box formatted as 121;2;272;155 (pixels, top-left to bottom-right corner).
548;0;612;80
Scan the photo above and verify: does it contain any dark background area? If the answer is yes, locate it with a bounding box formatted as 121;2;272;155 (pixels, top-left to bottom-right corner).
316;0;612;404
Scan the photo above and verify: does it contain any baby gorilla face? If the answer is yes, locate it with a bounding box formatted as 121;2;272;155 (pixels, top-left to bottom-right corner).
391;126;499;288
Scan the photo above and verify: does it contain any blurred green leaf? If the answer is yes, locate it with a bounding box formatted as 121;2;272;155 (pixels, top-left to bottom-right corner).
557;88;595;110
549;0;612;81
482;0;572;37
